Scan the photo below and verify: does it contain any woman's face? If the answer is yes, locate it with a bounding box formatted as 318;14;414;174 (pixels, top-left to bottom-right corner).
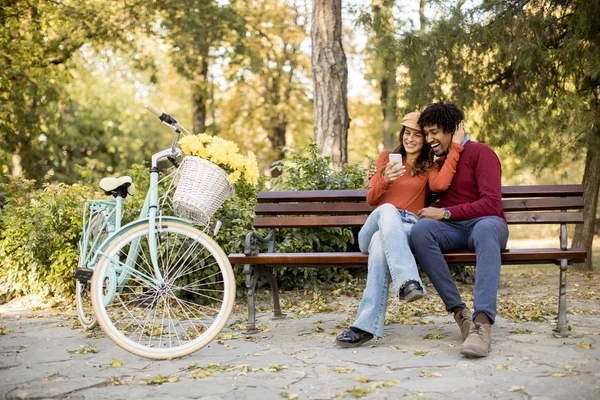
403;127;425;156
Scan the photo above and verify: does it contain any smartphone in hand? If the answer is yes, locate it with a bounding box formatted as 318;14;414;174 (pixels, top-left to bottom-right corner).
388;153;402;168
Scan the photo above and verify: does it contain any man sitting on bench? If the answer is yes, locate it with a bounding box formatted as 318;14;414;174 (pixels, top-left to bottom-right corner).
411;101;509;358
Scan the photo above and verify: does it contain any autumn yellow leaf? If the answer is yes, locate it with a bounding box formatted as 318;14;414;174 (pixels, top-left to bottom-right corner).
509;385;525;392
423;333;446;340
347;387;371;398
110;359;123;368
280;392;298;399
576;342;591;349
357;376;372;383
552;372;569;377
334;367;354;374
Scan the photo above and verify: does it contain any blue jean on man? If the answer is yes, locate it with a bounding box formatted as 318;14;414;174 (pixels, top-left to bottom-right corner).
410;216;509;324
351;203;423;338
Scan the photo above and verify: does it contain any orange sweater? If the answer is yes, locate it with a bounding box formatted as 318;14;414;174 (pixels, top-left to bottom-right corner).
366;142;463;215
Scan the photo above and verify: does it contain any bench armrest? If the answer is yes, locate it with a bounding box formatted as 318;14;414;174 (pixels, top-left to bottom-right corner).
244;229;275;256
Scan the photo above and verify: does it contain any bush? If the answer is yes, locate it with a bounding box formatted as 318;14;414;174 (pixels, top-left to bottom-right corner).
267;142;369;290
0;178;94;301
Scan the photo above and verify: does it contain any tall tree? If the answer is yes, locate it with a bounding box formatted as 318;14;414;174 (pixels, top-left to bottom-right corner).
0;0;154;182
312;0;350;165
372;0;399;150
398;0;600;270
221;0;312;177
152;0;245;134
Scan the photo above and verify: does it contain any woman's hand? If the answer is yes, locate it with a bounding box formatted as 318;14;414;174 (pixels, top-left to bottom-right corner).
452;121;465;145
383;161;405;184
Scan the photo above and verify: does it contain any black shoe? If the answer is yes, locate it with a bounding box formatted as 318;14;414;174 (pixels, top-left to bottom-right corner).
399;281;424;303
335;327;374;348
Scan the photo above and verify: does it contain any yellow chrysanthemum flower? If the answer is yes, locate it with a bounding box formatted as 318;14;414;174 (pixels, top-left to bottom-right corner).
178;134;259;186
228;170;241;184
244;151;259;185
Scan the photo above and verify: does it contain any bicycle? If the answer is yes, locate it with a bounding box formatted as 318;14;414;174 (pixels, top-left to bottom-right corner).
74;105;236;359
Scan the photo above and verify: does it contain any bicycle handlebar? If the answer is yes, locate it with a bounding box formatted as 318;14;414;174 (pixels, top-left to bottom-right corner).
146;104;182;167
146;104;178;126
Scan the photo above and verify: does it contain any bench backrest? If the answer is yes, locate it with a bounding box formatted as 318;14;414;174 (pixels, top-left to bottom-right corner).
253;185;584;228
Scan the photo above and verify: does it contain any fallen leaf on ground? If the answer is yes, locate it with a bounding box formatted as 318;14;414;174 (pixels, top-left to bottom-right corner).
68;347;97;354
423;333;446;340
334;367;354;374
141;374;179;385
347;387;371;398
576;342;591;349
509;385;525;392
110;359;123;368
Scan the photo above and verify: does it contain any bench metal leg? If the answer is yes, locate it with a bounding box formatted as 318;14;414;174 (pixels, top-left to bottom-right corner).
554;259;569;337
260;266;286;320
244;264;259;334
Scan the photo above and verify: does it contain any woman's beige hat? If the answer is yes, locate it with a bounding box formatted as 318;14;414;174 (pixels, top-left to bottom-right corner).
401;112;421;131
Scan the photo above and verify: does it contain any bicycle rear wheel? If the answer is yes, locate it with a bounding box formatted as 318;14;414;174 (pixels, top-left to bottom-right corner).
76;213;108;330
91;220;235;359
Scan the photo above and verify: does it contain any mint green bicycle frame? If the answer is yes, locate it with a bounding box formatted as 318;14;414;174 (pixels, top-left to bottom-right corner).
87;145;193;306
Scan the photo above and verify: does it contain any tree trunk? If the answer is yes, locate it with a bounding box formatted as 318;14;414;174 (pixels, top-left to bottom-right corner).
419;0;427;32
312;0;349;165
11;153;23;178
376;0;398;150
572;138;600;271
380;76;397;150
192;59;209;135
269;120;287;178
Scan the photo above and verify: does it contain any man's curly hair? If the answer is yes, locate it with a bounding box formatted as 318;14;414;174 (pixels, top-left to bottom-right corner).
418;101;464;133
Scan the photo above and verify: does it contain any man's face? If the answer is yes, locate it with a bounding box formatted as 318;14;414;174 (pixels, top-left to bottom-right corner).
424;124;453;156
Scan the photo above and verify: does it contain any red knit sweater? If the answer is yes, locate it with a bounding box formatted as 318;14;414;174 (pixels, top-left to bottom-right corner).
438;140;506;222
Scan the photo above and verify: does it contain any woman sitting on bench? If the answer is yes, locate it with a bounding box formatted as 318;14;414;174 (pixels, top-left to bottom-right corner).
336;111;465;348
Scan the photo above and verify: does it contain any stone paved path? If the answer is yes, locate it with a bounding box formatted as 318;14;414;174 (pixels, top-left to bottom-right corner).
1;307;599;400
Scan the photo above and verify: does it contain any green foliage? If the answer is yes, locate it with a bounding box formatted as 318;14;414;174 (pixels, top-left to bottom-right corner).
0;0;156;183
266;142;369;290
214;178;263;292
0;178;94;301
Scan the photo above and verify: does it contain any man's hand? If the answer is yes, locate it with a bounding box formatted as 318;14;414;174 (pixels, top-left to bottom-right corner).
452;121;465;145
367;164;377;180
418;207;444;220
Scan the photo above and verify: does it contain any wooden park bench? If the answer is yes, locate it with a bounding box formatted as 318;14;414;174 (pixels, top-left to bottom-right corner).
228;185;587;336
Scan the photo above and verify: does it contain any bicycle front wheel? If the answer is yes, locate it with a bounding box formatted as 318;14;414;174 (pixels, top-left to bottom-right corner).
91;220;235;359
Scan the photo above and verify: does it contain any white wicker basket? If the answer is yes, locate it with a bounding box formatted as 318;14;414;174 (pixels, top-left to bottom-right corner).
173;156;234;226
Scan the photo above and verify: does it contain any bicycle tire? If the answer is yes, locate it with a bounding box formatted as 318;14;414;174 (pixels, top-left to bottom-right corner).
76;213;107;329
90;220;235;359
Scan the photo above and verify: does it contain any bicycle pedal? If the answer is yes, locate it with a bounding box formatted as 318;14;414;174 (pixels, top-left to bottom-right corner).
74;268;93;283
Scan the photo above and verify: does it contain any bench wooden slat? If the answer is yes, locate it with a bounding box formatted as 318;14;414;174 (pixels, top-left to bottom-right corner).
255;197;584;216
252;212;583;228
255;203;374;215
228;248;587;266
253;215;367;228
501;197;584;211
256;185;584;203
505;212;584;224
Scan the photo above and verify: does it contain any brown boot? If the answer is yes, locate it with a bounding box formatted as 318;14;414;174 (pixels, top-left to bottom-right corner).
461;322;491;358
453;308;472;341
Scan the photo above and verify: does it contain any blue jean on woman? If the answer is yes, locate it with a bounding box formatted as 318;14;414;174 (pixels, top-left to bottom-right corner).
351;203;423;338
